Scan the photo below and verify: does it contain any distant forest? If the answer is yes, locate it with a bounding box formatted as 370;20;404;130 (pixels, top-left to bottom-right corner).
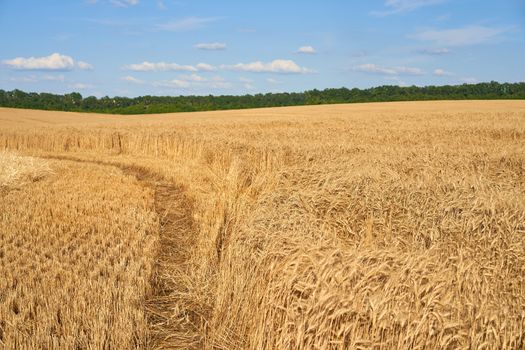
1;81;524;114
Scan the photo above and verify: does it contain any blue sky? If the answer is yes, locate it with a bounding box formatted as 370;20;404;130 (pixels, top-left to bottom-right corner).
0;0;524;97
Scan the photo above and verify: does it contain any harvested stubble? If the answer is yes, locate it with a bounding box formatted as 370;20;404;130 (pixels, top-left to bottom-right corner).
0;158;158;348
0;100;524;349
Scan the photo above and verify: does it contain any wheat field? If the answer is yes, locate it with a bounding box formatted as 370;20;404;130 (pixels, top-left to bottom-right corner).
1;100;524;349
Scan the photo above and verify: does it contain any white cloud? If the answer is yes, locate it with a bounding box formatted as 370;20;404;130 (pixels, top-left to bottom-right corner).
121;75;144;84
154;75;231;90
394;66;425;75
156;17;220;32
124;61;191;72
88;0;139;7
223;59;311;74
123;61;216;72
77;61;94;70
195;42;226;50
372;0;445;15
354;63;424;75
266;78;282;84
132;74;231;91
110;0;139;7
419;47;451;55
2;53;93;71
239;77;253;83
355;64;396;75
179;74;206;82
434;68;453;76
412;25;508;46
69;83;94;90
196;63;217;71
155;79;191;88
297;46;316;54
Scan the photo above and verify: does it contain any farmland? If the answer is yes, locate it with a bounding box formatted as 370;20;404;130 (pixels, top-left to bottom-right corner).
1;100;524;349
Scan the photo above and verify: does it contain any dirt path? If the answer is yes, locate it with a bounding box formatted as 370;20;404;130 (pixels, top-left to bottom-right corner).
42;155;204;349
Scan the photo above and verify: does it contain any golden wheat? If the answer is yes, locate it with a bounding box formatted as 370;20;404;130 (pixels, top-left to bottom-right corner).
0;100;524;349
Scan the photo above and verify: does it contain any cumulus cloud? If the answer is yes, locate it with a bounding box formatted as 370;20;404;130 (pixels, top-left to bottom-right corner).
195;42;226;50
434;68;453;76
223;59;311;74
196;63;217;71
354;63;424;75
123;61;196;72
372;0;445;15
156;17;221;32
2;53;93;71
123;61;217;72
411;25;508;46
77;61;93;70
297;46;316;54
129;62;193;72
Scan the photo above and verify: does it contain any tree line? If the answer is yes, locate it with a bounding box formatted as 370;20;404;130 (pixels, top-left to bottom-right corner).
0;81;524;114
